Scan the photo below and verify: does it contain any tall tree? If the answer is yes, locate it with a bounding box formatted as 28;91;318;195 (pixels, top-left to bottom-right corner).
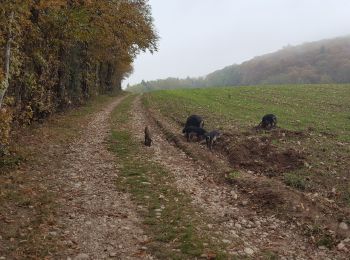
0;0;158;145
0;10;13;108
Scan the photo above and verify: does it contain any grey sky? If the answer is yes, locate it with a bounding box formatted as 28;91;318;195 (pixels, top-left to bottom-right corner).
124;0;350;86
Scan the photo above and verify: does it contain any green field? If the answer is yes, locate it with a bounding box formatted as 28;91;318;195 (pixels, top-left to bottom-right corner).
144;84;350;141
144;84;350;206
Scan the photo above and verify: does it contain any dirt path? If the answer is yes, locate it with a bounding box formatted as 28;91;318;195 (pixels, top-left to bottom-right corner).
130;96;347;259
2;94;347;259
50;96;152;259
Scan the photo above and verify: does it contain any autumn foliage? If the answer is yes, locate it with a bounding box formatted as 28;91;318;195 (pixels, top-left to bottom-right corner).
0;0;158;147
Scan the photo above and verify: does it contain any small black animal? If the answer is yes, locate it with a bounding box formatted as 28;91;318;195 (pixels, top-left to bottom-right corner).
259;114;277;129
205;130;221;150
144;126;152;146
182;115;204;133
0;144;5;157
183;126;207;142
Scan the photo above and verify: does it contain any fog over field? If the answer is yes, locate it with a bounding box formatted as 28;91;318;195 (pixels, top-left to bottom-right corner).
125;0;350;87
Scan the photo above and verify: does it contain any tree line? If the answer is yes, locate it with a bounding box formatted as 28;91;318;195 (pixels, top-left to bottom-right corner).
0;0;158;148
128;35;350;92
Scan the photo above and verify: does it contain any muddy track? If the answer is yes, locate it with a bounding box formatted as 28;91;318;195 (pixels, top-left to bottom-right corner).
132;96;349;259
50;96;153;259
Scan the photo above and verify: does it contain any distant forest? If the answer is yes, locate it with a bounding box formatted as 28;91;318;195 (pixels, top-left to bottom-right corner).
128;36;350;92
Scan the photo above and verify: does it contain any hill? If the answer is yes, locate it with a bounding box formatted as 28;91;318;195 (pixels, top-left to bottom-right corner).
128;35;350;92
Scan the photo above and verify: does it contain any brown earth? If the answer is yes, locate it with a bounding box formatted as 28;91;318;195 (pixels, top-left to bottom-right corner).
215;131;305;175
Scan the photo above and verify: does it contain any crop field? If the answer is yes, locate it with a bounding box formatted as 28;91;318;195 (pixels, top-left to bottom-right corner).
144;84;350;140
144;84;350;208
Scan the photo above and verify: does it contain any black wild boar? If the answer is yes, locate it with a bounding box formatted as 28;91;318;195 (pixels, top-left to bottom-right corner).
182;115;204;133
259;114;277;129
183;126;207;142
205;130;221;150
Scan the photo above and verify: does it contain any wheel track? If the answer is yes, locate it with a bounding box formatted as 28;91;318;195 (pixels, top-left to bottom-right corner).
52;95;153;259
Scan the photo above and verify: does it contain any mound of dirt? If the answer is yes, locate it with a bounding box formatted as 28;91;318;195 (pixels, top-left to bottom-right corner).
216;132;305;175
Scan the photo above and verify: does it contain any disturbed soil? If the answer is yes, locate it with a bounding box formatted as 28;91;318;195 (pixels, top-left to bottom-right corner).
215;130;306;175
137;96;350;258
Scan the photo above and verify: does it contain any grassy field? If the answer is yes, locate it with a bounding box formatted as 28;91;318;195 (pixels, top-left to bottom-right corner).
144;84;350;141
144;84;350;207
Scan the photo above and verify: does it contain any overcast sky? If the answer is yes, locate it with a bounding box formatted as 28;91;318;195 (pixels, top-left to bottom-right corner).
124;0;350;87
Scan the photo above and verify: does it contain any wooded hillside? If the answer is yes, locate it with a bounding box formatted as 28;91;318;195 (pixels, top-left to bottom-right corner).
0;0;158;149
128;36;350;92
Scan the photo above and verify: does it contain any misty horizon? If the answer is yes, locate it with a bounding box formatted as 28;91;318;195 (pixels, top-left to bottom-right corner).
124;0;350;87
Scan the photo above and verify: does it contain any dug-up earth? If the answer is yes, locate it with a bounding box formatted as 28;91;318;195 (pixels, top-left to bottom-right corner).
133;96;350;259
1;94;349;259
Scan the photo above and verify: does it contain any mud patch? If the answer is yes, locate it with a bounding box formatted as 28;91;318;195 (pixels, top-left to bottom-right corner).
253;187;286;210
216;131;305;175
269;128;306;139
